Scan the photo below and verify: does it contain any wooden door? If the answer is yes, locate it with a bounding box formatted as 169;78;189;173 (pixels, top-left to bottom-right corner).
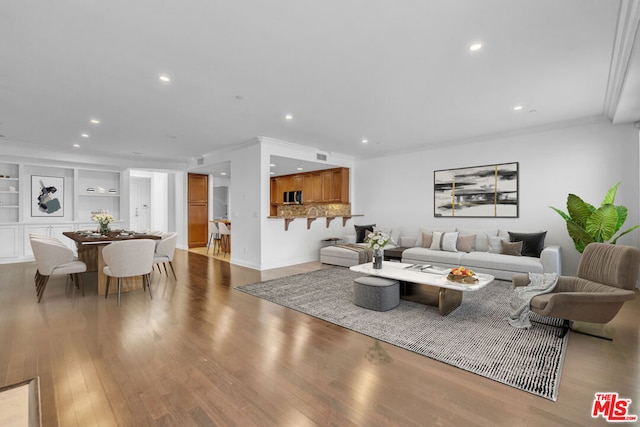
188;173;208;248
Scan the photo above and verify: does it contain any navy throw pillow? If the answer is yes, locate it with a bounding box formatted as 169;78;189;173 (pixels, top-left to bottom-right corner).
508;231;547;257
355;224;375;243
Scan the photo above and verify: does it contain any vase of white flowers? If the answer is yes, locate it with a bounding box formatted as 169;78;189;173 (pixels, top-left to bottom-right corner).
92;212;115;235
366;230;391;269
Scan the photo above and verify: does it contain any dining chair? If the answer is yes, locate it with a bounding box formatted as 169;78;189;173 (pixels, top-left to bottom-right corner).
217;222;231;256
153;232;178;279
29;238;87;303
103;239;156;306
207;222;221;254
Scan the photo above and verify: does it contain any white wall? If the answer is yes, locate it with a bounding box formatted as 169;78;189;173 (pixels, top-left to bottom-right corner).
259;138;356;270
351;119;639;275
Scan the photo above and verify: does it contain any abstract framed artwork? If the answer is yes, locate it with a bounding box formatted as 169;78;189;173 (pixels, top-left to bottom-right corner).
434;162;518;217
31;175;64;217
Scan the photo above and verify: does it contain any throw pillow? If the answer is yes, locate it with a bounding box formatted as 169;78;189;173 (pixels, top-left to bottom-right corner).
355;224;375;243
456;234;476;253
430;231;459;252
500;240;523;256
488;236;508;254
421;232;433;248
508;231;547;257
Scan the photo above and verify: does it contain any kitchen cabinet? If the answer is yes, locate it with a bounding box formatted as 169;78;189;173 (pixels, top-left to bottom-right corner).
270;167;349;207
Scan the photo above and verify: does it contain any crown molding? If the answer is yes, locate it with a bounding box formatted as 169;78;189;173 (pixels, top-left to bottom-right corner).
604;0;640;121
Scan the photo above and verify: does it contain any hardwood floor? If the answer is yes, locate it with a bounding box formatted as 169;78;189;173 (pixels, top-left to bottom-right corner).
1;250;638;426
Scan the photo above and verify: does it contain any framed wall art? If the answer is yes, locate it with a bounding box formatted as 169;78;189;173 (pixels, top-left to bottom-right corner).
31;175;64;217
434;162;518;218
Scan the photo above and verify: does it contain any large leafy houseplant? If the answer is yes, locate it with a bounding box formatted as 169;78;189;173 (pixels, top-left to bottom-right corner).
550;182;639;253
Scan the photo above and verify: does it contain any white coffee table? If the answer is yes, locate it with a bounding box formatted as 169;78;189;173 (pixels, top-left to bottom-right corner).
350;261;494;315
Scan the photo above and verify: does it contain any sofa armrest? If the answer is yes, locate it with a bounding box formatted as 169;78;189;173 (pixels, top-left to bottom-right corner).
399;235;417;247
540;245;562;275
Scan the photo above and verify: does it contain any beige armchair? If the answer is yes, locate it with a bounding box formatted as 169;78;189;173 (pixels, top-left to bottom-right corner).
513;242;639;339
153;232;178;279
30;237;87;303
103;240;156;305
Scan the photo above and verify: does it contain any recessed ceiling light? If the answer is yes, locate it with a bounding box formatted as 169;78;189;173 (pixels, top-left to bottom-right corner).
270;172;275;175
285;114;293;120
362;139;368;144
469;43;482;51
220;172;227;176
73;144;80;148
90;119;100;124
513;105;523;111
296;167;303;171
270;163;275;167
159;75;171;83
81;133;89;138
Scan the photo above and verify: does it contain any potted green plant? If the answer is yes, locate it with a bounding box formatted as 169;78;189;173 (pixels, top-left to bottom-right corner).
550;182;639;253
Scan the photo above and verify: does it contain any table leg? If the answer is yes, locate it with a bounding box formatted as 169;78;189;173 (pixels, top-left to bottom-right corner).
438;288;463;315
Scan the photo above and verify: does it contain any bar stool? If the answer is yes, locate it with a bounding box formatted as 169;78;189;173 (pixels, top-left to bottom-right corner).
207;221;221;254
217;222;231;256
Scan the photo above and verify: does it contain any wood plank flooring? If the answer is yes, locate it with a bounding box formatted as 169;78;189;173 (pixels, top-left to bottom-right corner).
1;250;638;426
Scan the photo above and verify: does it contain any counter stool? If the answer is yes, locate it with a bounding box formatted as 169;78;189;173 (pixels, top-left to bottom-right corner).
353;276;400;311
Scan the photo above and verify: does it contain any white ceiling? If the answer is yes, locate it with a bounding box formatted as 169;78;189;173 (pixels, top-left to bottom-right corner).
1;0;639;165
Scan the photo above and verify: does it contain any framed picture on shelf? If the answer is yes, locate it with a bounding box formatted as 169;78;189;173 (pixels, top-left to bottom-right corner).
31;175;64;217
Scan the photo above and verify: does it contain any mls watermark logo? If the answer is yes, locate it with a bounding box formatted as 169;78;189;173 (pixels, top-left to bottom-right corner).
592;393;638;422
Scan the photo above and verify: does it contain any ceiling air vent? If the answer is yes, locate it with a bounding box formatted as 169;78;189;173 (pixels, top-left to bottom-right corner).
316;152;327;161
197;157;205;166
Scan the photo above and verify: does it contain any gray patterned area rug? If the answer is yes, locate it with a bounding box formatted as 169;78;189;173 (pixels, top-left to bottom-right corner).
237;267;568;401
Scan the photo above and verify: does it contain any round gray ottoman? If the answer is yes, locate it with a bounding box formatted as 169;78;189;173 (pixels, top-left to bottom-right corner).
353;276;400;311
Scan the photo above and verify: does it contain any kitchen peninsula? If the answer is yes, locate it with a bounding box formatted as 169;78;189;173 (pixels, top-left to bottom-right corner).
269;167;362;230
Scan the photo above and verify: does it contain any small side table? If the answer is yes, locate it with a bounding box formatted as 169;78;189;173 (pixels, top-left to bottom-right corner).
383;247;409;262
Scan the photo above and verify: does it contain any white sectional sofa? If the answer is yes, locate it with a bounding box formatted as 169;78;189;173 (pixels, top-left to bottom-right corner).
320;226;562;281
400;227;561;281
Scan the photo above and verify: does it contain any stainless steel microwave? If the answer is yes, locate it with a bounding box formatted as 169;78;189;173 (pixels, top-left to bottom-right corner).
283;190;303;204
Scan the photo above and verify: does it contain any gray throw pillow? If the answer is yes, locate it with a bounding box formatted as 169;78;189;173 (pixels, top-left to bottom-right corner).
500;240;522;256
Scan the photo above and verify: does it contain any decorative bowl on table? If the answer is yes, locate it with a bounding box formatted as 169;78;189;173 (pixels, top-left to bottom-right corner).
447;266;479;284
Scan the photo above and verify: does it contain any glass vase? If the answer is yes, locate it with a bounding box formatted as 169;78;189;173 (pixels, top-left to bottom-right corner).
373;251;383;269
99;222;110;235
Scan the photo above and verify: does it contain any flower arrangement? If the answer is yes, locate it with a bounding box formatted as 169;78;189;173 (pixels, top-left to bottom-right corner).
92;212;114;234
365;230;391;254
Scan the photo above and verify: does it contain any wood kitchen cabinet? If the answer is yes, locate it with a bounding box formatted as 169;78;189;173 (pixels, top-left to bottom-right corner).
270;167;349;209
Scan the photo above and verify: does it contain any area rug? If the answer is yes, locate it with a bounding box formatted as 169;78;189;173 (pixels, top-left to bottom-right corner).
237;268;568;401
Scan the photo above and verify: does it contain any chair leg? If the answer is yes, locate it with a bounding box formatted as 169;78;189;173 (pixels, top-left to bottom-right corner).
105;277;111;298
37;276;50;303
77;273;85;296
207;234;213;253
168;261;177;280
163;263;169;276
146;274;153;299
117;277;122;306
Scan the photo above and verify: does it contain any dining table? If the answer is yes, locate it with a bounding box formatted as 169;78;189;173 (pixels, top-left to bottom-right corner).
63;230;161;295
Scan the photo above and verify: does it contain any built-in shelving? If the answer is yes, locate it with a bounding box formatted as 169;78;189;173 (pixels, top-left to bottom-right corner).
0;163;20;223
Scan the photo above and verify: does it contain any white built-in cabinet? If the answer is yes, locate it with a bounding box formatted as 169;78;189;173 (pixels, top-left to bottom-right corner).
0;161;125;263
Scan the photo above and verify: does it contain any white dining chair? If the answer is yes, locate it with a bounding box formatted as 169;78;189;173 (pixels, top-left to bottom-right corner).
153;232;178;279
103;239;156;306
217;222;230;256
30;238;87;303
207;222;221;254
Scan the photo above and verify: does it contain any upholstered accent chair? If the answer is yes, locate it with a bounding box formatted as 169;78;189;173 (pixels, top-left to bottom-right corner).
153;232;178;279
103;239;156;305
512;242;640;339
29;237;87;303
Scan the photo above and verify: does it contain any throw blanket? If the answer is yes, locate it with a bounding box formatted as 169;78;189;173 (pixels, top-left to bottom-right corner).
335;244;373;263
508;273;558;329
